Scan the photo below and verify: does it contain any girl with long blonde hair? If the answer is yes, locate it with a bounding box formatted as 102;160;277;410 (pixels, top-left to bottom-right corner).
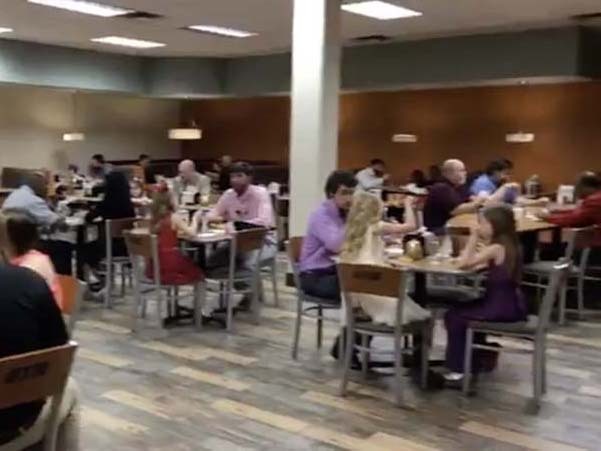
341;192;430;325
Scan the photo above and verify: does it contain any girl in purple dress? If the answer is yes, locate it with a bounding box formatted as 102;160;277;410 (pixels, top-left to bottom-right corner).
444;205;527;382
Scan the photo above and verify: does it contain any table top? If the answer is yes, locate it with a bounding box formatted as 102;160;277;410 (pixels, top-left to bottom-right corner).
388;255;481;276
130;227;231;244
447;213;558;233
66;195;103;204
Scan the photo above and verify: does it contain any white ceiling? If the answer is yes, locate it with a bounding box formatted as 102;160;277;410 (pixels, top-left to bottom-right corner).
0;0;600;57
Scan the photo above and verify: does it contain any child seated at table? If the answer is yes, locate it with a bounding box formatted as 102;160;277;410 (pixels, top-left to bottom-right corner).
0;209;63;310
340;192;430;326
444;205;527;382
147;189;203;286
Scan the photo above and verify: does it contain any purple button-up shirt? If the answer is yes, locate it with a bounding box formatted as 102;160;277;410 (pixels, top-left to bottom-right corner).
299;199;346;273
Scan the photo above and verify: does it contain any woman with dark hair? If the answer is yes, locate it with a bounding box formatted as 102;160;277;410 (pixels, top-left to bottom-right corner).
83;171;136;289
444;205;527;382
409;169;428;188
0;209;63;310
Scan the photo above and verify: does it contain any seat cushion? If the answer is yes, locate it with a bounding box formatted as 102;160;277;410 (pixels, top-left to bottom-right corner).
469;316;538;335
524;260;580;275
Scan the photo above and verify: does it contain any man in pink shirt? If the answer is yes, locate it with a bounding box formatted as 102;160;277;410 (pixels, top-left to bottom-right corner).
196;162;276;270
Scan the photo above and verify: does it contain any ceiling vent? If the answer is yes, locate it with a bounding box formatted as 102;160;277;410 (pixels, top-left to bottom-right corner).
351;34;391;43
121;11;163;20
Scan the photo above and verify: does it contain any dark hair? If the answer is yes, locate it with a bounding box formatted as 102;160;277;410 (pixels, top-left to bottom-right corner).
92;154;105;164
229;162;254;177
485;159;511;176
482;205;521;281
370;159;385;166
101;171;135;219
3;209;39;256
501;158;514;170
139;154;149;161
575;171;601;198
410;169;427;187
324;170;357;198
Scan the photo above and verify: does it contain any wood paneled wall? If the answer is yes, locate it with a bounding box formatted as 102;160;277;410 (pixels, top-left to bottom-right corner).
182;82;601;189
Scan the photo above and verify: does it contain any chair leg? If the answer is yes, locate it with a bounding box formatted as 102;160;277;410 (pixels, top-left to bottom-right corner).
271;262;279;307
577;274;585;320
317;306;323;349
251;275;261;325
394;331;404;406
291;298;302;360
420;328;430;390
104;262;112;309
360;334;369;380
533;344;542;410
462;328;474;396
120;264;126;297
193;282;204;332
540;339;547;395
226;283;234;332
339;323;355;397
559;282;567;326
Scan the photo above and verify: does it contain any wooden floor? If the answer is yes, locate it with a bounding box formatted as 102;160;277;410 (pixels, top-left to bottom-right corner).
72;270;601;451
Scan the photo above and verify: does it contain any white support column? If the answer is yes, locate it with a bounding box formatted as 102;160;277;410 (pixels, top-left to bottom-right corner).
289;0;342;236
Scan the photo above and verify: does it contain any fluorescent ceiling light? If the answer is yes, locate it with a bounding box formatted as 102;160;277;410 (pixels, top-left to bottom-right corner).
63;132;86;142
91;36;165;49
168;128;202;140
28;0;132;17
187;25;257;38
0;28;13;34
392;133;418;143
506;132;535;143
342;1;422;20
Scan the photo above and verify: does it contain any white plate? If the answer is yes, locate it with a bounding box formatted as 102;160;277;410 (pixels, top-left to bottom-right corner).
385;247;404;256
197;232;220;238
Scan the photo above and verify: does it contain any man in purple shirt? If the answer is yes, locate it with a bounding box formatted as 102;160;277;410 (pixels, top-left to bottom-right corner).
299;170;357;301
423;159;485;234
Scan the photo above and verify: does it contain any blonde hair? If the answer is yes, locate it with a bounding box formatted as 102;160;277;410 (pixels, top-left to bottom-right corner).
340;192;382;261
150;190;174;233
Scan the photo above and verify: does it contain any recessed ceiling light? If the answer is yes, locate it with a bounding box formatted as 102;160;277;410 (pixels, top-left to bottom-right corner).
27;0;132;17
341;1;422;20
91;36;165;49
186;25;257;38
0;28;13;34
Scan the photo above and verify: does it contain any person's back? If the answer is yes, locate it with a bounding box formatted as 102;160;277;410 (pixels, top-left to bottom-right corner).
0;265;68;432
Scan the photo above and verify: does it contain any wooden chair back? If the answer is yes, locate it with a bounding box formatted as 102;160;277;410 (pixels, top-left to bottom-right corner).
106;218;137;239
124;231;156;259
57;275;84;336
0;341;77;410
287;236;304;265
235;228;267;253
337;263;405;298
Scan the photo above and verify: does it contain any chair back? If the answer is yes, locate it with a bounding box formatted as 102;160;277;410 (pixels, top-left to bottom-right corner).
124;231;156;259
235;228;267;253
537;260;570;334
58;275;84;336
106;217;137;239
338;263;407;327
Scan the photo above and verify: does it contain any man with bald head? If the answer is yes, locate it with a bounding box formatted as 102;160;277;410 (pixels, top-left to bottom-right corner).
173;159;211;206
423;159;486;234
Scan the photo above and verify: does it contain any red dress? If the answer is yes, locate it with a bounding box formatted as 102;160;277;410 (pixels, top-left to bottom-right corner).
146;216;203;285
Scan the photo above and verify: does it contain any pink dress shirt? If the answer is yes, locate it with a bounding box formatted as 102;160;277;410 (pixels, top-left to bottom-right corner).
209;185;275;228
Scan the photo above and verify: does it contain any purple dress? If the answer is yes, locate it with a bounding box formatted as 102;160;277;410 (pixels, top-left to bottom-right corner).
445;263;527;373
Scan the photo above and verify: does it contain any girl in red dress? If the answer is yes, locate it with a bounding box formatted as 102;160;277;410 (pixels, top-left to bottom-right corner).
146;189;203;285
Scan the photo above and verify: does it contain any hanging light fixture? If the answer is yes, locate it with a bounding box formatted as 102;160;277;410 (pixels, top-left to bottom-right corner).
169;97;202;140
63;91;86;142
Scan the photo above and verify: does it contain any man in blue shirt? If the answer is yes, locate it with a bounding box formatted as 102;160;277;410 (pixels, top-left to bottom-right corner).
3;173;61;227
470;159;519;204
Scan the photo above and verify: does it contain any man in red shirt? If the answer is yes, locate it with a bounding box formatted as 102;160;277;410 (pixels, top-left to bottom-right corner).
539;172;601;248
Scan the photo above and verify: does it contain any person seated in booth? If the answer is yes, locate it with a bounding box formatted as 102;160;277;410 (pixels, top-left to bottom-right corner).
218;155;233;192
0;210;63;311
443;205;527;383
423;159;486;235
88;153;110;180
340;192;429;326
0;261;77;448
138;153;155;184
409;169;428;189
471;159;549;207
173;159;211;206
82;171;136;294
355;159;390;192
537;171;601;260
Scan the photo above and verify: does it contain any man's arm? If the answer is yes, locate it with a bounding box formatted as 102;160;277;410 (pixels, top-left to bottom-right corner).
451;199;484;216
249;190;275;228
30;196;61;227
544;204;594;228
356;170;384;191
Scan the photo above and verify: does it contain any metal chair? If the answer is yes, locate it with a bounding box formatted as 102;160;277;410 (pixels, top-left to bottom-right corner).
124;231;204;333
463;261;570;411
204;228;267;331
0;341;78;451
522;226;597;324
338;263;431;406
103;218;137;308
288;236;342;360
58;275;85;337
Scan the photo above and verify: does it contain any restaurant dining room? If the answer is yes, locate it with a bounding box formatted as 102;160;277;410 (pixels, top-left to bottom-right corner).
2;1;601;450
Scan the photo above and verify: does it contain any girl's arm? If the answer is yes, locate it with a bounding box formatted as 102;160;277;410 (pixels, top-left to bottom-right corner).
457;228;505;269
378;196;418;235
171;214;196;238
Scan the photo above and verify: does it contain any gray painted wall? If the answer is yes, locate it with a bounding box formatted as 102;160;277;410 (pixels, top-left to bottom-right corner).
0;26;598;97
